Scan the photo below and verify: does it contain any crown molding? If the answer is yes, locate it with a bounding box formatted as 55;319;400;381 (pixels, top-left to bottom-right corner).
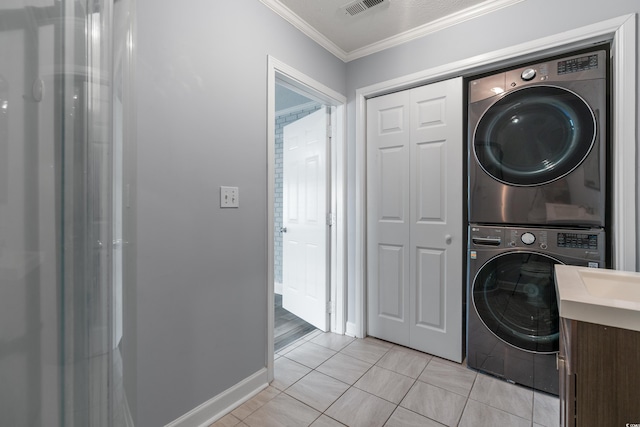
259;0;349;61
345;0;524;61
260;0;524;63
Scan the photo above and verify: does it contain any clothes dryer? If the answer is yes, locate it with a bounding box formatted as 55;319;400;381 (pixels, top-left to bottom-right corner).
468;50;607;227
466;224;606;395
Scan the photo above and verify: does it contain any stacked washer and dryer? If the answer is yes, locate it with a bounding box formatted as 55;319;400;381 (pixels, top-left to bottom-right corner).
466;50;609;395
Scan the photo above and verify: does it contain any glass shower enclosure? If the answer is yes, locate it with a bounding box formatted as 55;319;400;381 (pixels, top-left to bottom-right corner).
0;0;135;426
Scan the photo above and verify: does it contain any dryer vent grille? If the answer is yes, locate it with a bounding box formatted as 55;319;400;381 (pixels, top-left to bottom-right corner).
342;0;385;16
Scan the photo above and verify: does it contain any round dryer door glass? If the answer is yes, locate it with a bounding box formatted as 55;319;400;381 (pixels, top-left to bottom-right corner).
472;252;561;353
474;86;596;186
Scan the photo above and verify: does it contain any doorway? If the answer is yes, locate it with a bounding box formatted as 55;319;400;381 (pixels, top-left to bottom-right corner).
267;57;347;382
273;84;324;350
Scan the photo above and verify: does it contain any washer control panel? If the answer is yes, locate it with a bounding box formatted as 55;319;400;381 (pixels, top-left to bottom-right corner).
557;232;598;249
469;225;605;264
507;228;548;249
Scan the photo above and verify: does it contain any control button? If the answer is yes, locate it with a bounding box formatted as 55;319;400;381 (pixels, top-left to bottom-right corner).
521;68;537;81
521;232;536;245
586;252;602;260
540;243;548;250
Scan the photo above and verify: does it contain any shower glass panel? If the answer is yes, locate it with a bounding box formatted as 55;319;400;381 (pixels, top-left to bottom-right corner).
0;0;134;426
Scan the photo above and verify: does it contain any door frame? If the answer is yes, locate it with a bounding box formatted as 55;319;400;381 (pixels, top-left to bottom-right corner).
267;56;347;382
353;15;637;338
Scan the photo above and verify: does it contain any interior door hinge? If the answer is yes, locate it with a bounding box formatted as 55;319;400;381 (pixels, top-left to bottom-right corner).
326;212;335;227
327;300;333;314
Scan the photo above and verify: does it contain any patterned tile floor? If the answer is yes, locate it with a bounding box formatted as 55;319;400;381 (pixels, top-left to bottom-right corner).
210;331;560;427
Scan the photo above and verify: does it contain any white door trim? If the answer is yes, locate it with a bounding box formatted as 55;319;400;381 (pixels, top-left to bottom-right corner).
354;14;637;338
267;56;347;382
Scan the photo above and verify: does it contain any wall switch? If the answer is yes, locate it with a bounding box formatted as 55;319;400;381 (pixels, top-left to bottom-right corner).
220;186;239;208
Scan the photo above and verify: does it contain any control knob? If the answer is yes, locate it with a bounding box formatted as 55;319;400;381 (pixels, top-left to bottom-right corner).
521;232;536;245
521;68;537;81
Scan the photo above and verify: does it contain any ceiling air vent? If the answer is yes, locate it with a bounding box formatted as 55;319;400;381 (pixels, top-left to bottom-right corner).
342;0;385;17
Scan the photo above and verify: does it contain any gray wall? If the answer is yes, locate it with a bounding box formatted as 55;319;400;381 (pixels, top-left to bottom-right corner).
135;0;638;423
345;0;640;324
135;0;345;425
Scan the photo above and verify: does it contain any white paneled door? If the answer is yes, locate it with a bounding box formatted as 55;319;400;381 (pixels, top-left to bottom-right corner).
367;77;463;362
282;108;330;332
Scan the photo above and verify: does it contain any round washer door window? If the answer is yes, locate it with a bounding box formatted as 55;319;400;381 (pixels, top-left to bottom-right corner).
472;252;561;353
474;86;596;186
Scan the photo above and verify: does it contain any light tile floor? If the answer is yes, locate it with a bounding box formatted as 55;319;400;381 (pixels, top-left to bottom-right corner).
210;331;560;427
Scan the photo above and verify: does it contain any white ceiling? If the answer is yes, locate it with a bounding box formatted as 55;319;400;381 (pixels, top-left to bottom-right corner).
260;0;524;62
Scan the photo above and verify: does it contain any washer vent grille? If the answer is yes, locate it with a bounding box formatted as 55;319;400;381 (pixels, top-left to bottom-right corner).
343;0;385;16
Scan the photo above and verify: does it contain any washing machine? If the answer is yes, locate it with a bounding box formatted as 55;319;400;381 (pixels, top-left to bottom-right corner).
468;49;608;227
466;224;605;395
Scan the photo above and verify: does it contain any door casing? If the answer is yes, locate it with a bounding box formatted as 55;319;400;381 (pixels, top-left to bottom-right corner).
267;56;347;383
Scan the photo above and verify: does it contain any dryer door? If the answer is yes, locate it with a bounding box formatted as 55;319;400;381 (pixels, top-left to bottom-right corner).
472;251;561;353
473;86;596;186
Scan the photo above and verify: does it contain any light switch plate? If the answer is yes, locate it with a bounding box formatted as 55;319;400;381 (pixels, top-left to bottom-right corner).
220;186;239;208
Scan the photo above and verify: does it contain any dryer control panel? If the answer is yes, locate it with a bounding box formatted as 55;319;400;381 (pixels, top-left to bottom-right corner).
557;53;599;75
468;50;606;103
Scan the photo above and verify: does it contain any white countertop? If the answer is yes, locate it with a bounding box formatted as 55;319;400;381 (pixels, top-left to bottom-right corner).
554;265;640;332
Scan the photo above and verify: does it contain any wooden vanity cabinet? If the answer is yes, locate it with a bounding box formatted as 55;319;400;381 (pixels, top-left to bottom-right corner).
558;318;576;427
559;318;640;427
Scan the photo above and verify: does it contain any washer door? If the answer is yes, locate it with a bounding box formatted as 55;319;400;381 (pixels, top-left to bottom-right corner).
473;85;596;186
472;252;561;353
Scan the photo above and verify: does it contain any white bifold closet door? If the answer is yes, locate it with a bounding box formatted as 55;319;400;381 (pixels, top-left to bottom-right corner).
366;77;463;362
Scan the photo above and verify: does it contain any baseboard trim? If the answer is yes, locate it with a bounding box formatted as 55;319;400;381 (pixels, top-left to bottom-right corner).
274;282;283;295
165;368;268;427
345;321;359;338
